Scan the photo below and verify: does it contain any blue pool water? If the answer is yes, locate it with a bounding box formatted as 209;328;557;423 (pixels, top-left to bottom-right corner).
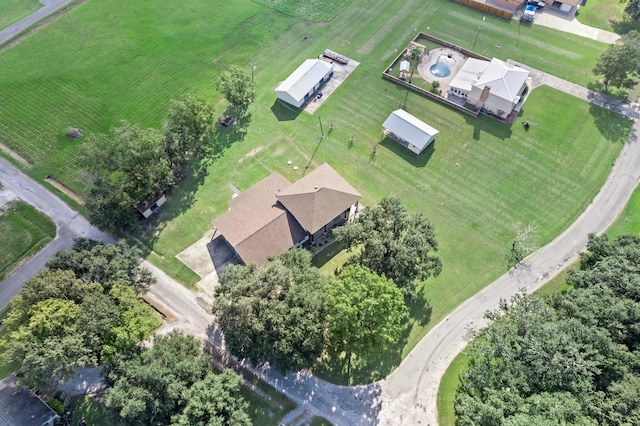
430;55;455;78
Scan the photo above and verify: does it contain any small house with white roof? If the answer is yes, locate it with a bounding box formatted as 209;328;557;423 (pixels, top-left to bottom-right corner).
275;59;334;108
382;109;439;155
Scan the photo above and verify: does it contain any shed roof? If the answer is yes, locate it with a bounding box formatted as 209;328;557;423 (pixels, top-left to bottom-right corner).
382;109;439;151
275;59;333;104
276;163;361;234
472;58;530;102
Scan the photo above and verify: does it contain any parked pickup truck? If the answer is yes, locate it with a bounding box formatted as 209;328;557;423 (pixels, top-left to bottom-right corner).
521;5;536;22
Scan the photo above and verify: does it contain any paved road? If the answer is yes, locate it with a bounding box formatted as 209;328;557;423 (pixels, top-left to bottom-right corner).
0;157;113;310
0;0;78;47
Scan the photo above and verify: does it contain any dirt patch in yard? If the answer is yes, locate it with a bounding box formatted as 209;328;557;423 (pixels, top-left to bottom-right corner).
0;141;30;167
44;176;85;205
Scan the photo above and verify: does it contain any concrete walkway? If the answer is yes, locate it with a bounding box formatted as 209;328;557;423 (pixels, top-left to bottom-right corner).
532;7;620;44
0;0;78;46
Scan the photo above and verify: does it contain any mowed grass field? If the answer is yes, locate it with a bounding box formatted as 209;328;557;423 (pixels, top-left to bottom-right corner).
0;0;607;191
0;0;41;30
0;200;56;281
0;0;634;384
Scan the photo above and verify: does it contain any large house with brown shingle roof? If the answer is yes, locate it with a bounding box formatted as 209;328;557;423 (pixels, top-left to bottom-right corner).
213;163;361;266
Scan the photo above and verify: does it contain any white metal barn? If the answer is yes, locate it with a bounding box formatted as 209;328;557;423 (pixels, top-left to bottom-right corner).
275;59;334;108
382;109;439;155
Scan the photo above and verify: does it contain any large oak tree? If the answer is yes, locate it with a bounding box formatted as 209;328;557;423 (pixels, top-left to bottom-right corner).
325;265;408;369
213;249;327;371
334;196;442;292
103;331;250;426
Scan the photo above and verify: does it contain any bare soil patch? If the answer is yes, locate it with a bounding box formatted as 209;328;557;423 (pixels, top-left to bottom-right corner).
0;141;30;167
44;176;84;205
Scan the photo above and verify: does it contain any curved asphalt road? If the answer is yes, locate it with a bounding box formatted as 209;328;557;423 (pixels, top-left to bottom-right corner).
0;157;113;310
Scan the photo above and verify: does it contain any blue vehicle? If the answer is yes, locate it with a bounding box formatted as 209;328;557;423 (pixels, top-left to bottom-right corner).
521;5;536;22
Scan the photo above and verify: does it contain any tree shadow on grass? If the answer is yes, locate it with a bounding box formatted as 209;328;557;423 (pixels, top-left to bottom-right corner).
140;108;252;247
406;291;433;327
315;322;412;386
586;80;630;101
588;102;635;144
610;18;640;35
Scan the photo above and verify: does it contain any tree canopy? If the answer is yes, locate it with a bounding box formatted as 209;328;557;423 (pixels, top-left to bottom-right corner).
213;249;327;371
103;331;250;426
334;196;442;292
0;240;160;391
455;233;640;425
216;65;255;110
325;265;408;367
164;93;217;169
81;121;172;231
593;31;640;90
82;121;172;203
625;0;640;22
46;238;154;293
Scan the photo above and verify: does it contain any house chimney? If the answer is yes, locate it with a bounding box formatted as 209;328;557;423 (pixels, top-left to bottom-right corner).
476;85;491;110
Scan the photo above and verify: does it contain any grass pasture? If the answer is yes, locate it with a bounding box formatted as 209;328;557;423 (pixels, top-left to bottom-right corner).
0;0;41;30
0;0;634;386
0;0;609;193
0;200;55;281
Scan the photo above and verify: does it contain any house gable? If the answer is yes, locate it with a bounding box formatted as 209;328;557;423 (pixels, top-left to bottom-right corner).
276;164;361;234
471;58;529;104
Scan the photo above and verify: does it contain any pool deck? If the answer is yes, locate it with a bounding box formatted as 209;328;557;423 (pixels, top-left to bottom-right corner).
416;47;467;96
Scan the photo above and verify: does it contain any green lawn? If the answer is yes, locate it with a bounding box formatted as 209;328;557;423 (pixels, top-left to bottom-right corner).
0;0;609;192
0;0;633;385
0;200;56;281
70;396;125;426
576;0;640;33
606;184;640;237
0;0;41;31
437;349;470;426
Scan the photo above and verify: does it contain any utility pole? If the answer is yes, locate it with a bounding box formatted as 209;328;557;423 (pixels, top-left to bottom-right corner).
318;115;324;137
472;16;486;50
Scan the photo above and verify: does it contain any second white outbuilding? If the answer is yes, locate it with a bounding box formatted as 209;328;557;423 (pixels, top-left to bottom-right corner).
382;109;439;155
